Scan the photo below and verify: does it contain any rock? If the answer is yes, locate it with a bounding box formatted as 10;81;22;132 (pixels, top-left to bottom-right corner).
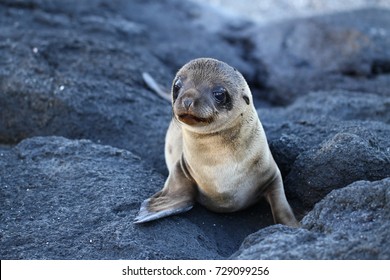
193;0;390;25
0;0;252;174
231;178;390;259
0;0;170;173
1;0;390;260
286;132;390;207
0;136;210;259
222;8;390;105
264;90;390;124
260;91;390;208
0;136;276;259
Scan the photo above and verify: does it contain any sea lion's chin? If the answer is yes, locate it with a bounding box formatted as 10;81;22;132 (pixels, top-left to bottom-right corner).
177;114;211;126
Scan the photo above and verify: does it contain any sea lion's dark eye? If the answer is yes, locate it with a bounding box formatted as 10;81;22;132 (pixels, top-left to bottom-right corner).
174;78;182;90
213;87;227;104
173;78;183;100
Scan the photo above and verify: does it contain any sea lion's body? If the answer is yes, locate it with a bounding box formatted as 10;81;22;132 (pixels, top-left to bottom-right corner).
166;110;277;213
135;58;299;227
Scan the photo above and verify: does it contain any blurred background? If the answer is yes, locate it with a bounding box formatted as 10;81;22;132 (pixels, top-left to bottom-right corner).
193;0;390;24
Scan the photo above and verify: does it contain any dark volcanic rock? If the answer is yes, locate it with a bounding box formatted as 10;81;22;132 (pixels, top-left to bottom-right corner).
260;90;390;209
0;0;251;173
0;136;275;259
287;132;390;207
0;0;170;173
0;0;274;260
222;8;390;105
0;136;215;259
0;0;389;260
231;178;390;259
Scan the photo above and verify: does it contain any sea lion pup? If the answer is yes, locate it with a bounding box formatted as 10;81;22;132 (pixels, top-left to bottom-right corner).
134;58;299;227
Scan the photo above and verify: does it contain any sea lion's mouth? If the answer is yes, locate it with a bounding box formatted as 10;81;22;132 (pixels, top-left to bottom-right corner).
177;114;212;125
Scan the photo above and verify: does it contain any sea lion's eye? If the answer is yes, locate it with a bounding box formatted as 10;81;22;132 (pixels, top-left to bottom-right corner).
173;78;183;90
212;87;227;104
173;78;183;100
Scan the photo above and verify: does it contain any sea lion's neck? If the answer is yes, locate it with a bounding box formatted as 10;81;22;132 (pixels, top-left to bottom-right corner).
181;112;261;159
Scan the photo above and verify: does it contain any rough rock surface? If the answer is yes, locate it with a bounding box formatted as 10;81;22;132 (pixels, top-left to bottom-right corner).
0;0;389;259
221;8;390;105
0;0;251;174
231;179;390;259
261;91;390;208
2;136;193;260
0;136;272;259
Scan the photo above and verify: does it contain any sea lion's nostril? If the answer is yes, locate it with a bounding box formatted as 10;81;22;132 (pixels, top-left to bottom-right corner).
183;98;193;110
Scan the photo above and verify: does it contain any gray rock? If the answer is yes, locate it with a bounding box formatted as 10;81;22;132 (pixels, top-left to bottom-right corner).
1;0;389;260
0;0;278;260
231;178;390;259
264;90;390;124
0;0;252;173
0;137;213;259
222;9;390;105
0;136;216;259
0;0;170;173
287;132;390;207
260;91;390;208
0;136;276;259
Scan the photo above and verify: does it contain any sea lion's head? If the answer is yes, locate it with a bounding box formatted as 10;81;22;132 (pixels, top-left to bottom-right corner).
171;58;252;133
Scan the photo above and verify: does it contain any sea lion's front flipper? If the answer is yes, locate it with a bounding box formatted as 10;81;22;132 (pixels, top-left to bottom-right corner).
265;175;300;228
133;196;193;224
134;161;196;224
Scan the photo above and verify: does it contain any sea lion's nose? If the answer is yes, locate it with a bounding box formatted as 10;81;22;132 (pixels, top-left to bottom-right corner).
183;98;193;110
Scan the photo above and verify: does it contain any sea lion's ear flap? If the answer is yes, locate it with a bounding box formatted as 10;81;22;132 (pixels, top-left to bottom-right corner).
243;95;250;105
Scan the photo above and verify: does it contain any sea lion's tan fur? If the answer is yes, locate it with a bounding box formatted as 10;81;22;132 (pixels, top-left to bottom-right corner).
135;58;298;227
